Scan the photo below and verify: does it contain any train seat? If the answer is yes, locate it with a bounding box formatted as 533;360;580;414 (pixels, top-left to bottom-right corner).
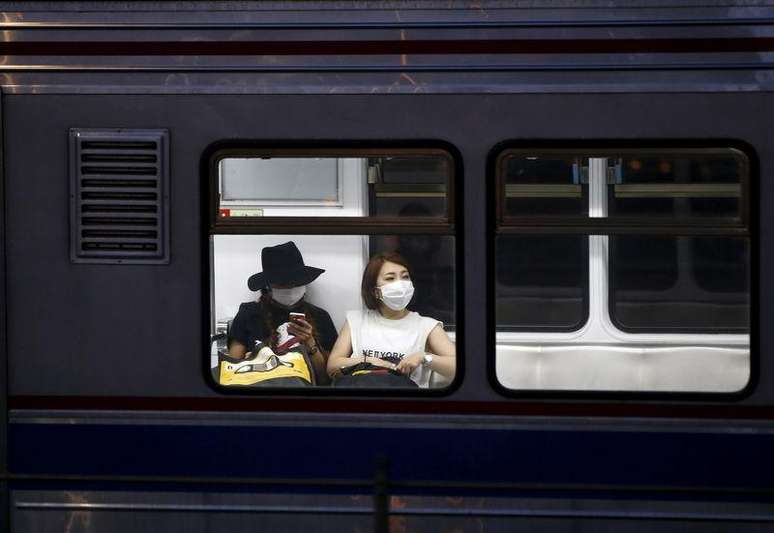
496;345;749;392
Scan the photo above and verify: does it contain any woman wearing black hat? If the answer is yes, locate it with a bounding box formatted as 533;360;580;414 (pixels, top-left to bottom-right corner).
227;241;338;385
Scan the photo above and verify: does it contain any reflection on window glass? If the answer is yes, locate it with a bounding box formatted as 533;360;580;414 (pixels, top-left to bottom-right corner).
368;158;448;217
610;153;743;219
380;156;448;184
216;153;450;218
495;235;587;330
502;155;586;216
610;236;678;292
693;238;749;293
211;235;456;390
610;236;749;332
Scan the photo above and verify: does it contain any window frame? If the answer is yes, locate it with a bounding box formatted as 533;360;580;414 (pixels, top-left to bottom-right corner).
489;141;756;400
203;142;463;397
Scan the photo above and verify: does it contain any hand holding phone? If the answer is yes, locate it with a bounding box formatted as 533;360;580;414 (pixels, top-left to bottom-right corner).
287;312;314;348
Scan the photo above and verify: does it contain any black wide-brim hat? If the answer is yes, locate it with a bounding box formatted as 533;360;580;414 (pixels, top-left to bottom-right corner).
247;241;325;291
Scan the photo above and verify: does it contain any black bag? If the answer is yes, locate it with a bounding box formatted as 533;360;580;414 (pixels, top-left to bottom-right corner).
332;363;419;388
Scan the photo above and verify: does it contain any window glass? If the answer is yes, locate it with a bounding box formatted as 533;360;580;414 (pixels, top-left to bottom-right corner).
368;157;448;218
610;153;744;219
609;236;750;332
494;147;751;394
215;151;451;219
495;235;587;330
209;150;457;393
501;154;586;217
221;158;340;203
609;235;678;292
693;238;749;293
211;234;456;391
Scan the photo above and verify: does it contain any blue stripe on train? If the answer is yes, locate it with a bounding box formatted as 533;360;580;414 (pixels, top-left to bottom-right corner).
9;423;774;490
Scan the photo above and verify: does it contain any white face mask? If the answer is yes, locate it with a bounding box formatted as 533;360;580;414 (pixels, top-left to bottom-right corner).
377;280;414;311
271;285;306;307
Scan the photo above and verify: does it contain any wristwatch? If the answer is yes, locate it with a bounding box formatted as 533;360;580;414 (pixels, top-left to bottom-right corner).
422;353;434;367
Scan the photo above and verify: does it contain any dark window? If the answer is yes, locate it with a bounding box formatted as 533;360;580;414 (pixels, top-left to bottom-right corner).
495;151;590;332
609;153;744;220
496;235;587;330
609;235;678;292
501;155;586;217
367;156;448;218
610;236;750;332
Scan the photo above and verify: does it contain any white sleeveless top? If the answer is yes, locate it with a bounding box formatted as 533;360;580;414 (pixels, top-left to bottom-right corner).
346;309;441;388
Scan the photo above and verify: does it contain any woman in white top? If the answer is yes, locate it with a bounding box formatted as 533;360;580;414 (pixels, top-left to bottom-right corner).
327;252;456;387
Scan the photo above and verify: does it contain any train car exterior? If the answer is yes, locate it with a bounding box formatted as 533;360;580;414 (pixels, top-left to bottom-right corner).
1;1;773;531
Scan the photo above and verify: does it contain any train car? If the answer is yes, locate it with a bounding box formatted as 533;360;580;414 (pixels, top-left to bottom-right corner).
0;1;773;531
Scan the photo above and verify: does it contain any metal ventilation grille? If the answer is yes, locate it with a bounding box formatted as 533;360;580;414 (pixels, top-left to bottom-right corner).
70;129;169;264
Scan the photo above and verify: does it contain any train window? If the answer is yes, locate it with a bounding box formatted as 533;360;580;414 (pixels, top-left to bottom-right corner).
208;148;457;393
215;149;451;219
609;236;750;332
610;152;743;220
493;147;751;394
500;154;587;217
495;152;591;331
495;235;588;330
371;157;448;218
221;158;341;206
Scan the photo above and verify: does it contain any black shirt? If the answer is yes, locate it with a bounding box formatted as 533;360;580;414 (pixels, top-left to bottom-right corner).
228;299;338;354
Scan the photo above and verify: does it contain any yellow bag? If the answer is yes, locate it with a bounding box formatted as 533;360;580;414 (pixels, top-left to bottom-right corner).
219;345;312;386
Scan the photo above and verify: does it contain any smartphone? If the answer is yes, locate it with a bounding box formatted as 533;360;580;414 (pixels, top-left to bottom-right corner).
289;312;306;322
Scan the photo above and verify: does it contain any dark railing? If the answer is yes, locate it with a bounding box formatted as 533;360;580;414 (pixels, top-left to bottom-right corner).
5;470;774;526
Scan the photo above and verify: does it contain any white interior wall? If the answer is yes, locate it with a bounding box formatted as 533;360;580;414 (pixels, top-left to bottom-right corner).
213;234;368;332
212;157;368;333
220;158;364;216
221;158;340;203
